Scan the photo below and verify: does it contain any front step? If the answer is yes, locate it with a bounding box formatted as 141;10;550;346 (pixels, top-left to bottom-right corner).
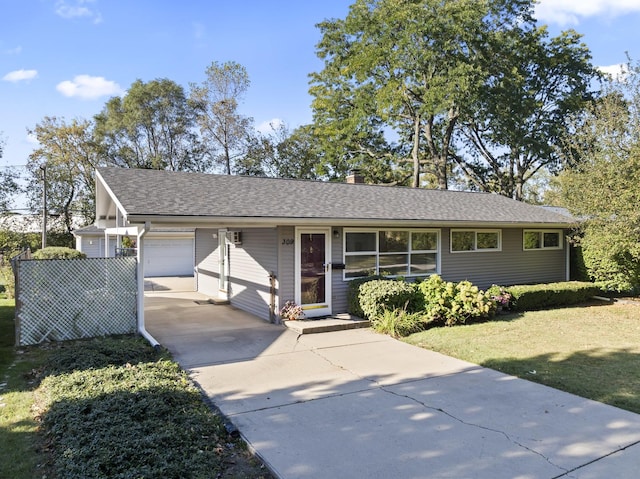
284;314;370;334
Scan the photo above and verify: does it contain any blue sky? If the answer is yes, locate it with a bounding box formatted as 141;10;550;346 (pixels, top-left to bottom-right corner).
2;0;640;209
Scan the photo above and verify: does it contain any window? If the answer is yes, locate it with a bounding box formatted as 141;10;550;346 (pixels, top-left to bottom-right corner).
451;230;501;253
344;229;439;279
523;230;563;250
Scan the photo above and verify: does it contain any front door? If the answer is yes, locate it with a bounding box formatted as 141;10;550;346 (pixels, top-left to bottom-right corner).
296;228;332;318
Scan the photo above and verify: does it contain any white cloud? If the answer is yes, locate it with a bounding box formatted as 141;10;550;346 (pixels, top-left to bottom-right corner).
56;74;122;99
257;118;285;135
55;0;102;24
535;0;640;25
2;69;38;82
598;63;630;80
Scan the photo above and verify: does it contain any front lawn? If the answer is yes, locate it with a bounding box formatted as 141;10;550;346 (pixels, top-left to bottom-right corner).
404;301;640;414
0;299;272;479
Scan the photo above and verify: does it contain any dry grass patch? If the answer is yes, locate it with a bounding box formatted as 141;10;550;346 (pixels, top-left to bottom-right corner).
404;302;640;413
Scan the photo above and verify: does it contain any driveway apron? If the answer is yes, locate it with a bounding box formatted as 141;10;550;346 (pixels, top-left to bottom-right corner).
145;293;640;479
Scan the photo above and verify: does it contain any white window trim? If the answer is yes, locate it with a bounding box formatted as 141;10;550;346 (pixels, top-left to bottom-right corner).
523;229;564;251
450;229;502;253
343;228;440;280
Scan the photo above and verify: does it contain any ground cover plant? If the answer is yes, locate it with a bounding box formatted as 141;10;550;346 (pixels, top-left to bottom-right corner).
404;301;640;414
0;302;272;479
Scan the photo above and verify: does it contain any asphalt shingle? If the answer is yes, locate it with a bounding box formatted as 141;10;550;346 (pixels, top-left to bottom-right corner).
97;167;574;225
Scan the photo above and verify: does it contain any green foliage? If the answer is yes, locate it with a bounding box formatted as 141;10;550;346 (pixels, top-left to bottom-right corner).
346;275;384;317
0;266;14;299
508;282;602;311
32;337;269;479
26;117;99;229
32;247;86;260
95;78;206;172
418;275;495;326
189;61;252;175
357;279;420;320
371;308;427;338
560;59;640;292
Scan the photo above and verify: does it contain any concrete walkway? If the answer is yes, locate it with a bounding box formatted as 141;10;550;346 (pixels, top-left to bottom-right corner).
145;292;640;479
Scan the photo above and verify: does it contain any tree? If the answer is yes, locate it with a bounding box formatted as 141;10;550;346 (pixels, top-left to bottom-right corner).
0;134;21;213
559;61;640;291
455;26;597;200
190;61;253;175
236;123;324;179
94;79;205;171
26;117;100;231
310;0;535;188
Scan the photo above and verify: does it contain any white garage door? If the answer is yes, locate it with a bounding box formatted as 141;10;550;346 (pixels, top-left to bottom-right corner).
144;238;194;277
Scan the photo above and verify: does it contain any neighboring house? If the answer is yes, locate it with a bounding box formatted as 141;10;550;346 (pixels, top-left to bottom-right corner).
95;167;576;321
73;225;195;277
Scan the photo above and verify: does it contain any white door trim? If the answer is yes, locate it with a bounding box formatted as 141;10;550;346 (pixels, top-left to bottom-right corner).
295;227;332;318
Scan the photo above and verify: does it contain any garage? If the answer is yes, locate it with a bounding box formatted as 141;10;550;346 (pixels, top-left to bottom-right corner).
143;237;194;277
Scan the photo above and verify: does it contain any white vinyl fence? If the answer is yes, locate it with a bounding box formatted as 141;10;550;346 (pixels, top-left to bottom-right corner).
15;257;138;346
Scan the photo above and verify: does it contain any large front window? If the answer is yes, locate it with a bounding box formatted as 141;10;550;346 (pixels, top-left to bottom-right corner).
344;229;439;279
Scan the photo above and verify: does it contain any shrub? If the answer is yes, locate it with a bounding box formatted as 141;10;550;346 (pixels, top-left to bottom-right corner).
418;275;495;326
32;247;86;260
357;279;420;319
486;284;513;310
0;266;14;299
370;308;427;337
346;275;384;317
508;281;603;311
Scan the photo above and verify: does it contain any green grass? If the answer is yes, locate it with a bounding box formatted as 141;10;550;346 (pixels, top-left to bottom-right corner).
0;302;271;479
404;301;640;413
0;298;46;479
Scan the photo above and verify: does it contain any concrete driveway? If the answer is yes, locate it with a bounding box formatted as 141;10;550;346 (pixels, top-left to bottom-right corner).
145;291;640;479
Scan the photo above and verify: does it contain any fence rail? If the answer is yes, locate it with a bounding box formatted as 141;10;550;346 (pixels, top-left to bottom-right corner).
15;257;138;346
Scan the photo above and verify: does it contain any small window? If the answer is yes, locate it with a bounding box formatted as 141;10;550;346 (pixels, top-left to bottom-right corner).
451;230;501;252
524;230;563;250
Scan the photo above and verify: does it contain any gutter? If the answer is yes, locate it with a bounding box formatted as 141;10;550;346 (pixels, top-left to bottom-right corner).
136;221;160;348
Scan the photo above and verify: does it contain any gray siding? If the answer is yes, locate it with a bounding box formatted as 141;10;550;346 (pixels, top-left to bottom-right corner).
330;227;348;314
228;228;278;321
277;226;295;310
195;228;219;297
441;228;567;289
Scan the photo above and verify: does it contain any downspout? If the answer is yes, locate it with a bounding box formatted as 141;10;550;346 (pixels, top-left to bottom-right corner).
136;222;160;347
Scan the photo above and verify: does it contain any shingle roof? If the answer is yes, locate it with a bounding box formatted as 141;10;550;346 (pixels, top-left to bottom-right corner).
97;167;574;226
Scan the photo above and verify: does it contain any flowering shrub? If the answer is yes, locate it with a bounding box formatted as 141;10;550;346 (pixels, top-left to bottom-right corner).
279;301;305;321
487;285;512;310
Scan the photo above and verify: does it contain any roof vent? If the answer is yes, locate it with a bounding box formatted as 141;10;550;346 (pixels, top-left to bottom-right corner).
346;169;365;184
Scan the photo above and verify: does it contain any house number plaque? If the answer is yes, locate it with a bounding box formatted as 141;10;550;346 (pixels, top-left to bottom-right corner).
282;238;294;245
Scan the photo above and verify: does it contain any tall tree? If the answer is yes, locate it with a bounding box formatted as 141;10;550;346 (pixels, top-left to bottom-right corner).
310;0;534;188
455;26;597;200
237;123;325;180
189;61;253;175
26;117;100;231
0;135;21;213
94;79;205;171
559;61;640;291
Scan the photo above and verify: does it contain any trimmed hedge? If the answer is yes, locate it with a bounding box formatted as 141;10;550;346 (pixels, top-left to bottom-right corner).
357;279;420;319
32;247;87;260
508;281;603;311
346;276;384;317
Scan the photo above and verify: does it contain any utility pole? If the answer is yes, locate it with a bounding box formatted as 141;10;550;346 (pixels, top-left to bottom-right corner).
41;164;47;249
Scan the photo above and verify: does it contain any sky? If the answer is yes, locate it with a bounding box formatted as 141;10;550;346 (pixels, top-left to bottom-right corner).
2;0;640;210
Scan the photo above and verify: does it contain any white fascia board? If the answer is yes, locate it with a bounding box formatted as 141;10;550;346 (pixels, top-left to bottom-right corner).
105;226;142;236
95;169;129;223
123;215;574;230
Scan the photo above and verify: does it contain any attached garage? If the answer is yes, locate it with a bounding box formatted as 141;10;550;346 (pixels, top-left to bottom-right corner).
74;226;195;277
143;237;194;277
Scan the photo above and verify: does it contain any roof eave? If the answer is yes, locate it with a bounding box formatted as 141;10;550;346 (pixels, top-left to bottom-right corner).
124;214;575;229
